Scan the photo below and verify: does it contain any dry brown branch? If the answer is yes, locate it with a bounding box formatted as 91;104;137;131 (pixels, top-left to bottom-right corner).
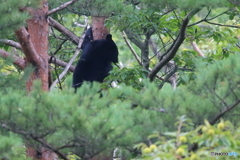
49;17;80;45
191;41;205;57
0;49;26;69
122;31;142;65
0;39;76;72
15;27;41;64
48;0;78;15
0;39;22;50
50;33;85;90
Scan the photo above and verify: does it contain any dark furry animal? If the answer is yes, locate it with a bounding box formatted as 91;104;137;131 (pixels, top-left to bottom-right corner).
80;27;93;50
73;28;118;89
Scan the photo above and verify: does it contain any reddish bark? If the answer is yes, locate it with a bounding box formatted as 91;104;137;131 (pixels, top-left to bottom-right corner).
41;148;59;160
26;147;38;159
15;1;49;91
15;1;58;159
92;16;109;40
0;49;26;69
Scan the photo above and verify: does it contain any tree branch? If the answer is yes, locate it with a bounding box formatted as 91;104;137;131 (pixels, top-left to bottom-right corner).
210;99;240;125
191;41;205;57
187;9;240;29
50;57;75;72
189;99;240;152
15;27;42;65
30;135;68;160
124;29;144;49
48;17;80;45
0;49;26;69
122;31;142;66
205;20;240;29
158;64;178;89
0;39;22;50
48;0;78;15
50;32;85;90
0;39;75;72
148;8;202;81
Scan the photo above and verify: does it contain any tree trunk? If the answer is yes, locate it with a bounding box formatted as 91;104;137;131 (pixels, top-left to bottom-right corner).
27;1;49;91
15;0;49;91
15;1;58;159
91;16;109;40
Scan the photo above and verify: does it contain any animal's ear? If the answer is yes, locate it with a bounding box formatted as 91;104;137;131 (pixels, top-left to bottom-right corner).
106;34;112;40
81;27;93;50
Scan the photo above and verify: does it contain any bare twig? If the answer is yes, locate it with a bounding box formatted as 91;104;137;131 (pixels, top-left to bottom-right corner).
49;57;75;72
191;41;205;57
236;43;240;48
51;39;68;55
124;29;144;49
49;17;80;45
50;33;85;90
48;0;78;15
122;31;142;65
158;64;178;89
205;20;240;28
188;9;240;29
188;9;228;27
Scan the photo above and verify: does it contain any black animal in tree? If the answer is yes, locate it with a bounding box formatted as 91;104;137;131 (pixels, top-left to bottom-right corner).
73;27;119;89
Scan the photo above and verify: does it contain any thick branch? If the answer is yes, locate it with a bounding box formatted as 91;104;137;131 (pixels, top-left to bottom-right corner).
210;99;240;125
0;39;75;72
49;17;80;45
0;39;22;50
0;49;26;69
148;8;202;81
48;0;77;15
15;27;41;65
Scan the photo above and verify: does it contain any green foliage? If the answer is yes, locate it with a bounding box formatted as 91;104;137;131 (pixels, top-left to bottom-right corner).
52;0;126;16
0;80;163;159
103;66;145;90
0;59;26;91
0;0;40;38
0;133;29;160
1;0;240;159
1;53;240;159
141;0;230;10
133;118;240;160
